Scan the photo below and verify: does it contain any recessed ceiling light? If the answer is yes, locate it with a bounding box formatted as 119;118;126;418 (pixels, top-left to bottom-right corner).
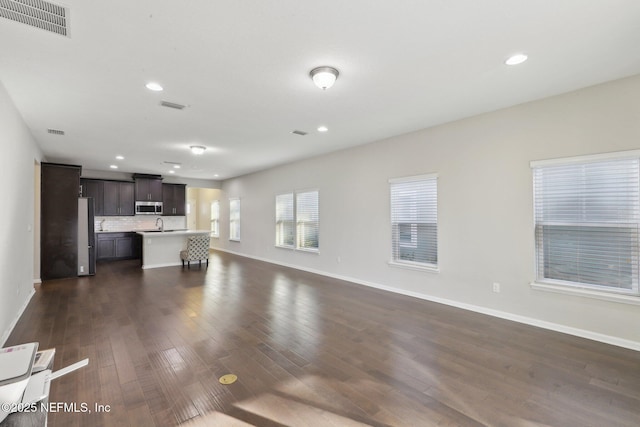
115;155;124;160
110;165;118;169
145;82;163;91
214;174;219;177
505;53;528;66
317;126;328;132
169;170;175;174
173;165;181;169
190;145;206;155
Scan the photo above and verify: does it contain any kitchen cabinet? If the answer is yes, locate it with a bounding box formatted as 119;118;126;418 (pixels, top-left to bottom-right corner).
103;181;135;216
162;183;186;216
41;163;81;280
80;178;104;216
134;176;163;202
96;232;141;260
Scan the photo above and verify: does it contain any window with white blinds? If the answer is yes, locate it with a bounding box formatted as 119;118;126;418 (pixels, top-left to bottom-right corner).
390;174;438;269
297;191;319;251
275;190;319;251
229;198;241;241
275;193;295;248
532;155;640;295
210;200;220;237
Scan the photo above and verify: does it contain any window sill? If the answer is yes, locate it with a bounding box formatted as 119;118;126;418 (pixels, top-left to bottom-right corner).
388;260;439;273
531;282;640;305
275;245;319;254
275;244;294;250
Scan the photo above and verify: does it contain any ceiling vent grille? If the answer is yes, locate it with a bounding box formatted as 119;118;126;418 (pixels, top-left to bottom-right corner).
160;101;186;110
0;0;69;37
291;130;307;136
47;128;64;135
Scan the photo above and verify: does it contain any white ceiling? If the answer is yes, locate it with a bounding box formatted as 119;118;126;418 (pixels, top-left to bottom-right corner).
1;0;640;180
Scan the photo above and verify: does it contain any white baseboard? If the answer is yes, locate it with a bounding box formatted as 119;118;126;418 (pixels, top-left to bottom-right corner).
142;262;182;269
214;248;640;352
1;288;36;347
33;278;41;284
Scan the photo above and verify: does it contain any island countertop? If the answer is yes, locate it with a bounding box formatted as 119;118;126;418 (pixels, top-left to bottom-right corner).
137;230;211;269
136;229;210;236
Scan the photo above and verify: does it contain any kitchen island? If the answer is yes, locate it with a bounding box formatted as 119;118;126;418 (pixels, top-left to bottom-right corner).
136;229;211;269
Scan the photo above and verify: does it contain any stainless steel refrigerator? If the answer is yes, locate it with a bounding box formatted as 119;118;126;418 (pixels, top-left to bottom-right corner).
78;197;96;276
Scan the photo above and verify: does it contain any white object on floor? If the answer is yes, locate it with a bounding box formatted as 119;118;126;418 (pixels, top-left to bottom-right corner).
0;342;38;423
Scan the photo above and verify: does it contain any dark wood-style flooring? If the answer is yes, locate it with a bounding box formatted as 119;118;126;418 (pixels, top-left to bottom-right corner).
7;251;640;426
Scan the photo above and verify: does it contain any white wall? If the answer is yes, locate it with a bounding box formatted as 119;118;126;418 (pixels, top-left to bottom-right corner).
194;188;220;231
186;187;221;246
0;81;43;346
215;74;640;349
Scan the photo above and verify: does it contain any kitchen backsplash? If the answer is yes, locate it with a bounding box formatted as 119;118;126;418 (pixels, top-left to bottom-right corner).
94;216;187;232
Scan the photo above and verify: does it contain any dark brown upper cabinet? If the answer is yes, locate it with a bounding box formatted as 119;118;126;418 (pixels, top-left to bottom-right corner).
134;175;163;202
103;181;135;216
162;183;186;216
80;178;104;216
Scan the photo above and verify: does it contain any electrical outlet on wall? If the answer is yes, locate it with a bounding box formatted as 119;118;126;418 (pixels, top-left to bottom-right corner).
492;282;501;293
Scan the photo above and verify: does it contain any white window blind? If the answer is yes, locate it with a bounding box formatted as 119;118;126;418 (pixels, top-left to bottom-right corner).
275;193;295;248
296;190;319;251
533;157;640;294
210;200;220;237
229;198;241;241
390;175;438;268
275;190;319;251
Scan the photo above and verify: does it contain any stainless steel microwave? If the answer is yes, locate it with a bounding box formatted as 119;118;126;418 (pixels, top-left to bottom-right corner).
135;201;163;215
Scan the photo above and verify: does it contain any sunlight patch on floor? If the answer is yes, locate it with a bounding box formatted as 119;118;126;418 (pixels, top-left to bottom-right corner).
233;392;372;427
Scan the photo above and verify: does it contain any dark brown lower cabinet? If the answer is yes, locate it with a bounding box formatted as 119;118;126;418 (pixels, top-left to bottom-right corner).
96;232;141;260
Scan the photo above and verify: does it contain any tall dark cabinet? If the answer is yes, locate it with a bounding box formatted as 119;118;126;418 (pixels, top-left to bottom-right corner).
41;163;81;280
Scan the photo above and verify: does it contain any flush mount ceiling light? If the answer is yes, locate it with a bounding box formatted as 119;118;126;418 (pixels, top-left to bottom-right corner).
190;145;206;155
310;66;339;90
505;53;528;66
145;82;163;91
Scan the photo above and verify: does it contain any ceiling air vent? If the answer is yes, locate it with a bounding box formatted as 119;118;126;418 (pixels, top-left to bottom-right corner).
160;101;186;110
291;130;307;136
47;128;64;135
0;0;70;37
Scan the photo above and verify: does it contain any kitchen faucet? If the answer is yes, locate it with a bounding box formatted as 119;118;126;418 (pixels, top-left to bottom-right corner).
156;217;164;232
99;219;105;231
